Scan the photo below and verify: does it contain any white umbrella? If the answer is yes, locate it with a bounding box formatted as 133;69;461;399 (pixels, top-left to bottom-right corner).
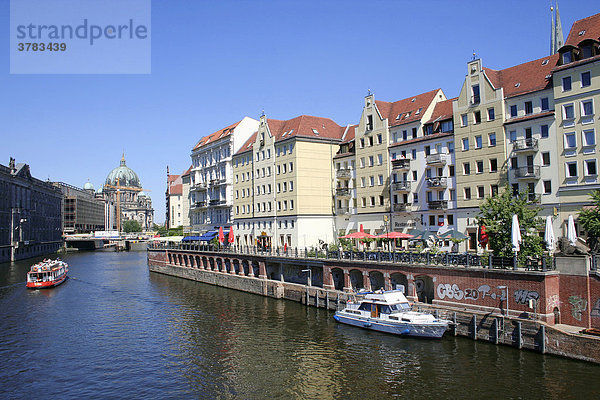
544;216;555;252
567;215;578;246
511;214;522;254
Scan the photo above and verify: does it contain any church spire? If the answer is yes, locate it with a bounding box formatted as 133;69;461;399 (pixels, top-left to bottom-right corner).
550;2;564;54
120;152;126;166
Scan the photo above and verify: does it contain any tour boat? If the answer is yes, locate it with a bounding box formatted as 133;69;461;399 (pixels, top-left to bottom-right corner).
26;259;69;289
334;290;450;338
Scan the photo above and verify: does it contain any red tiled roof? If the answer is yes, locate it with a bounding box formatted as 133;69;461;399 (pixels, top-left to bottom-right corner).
553;54;600;73
192;120;242;151
504;110;555;126
483;54;559;98
565;13;600;47
425;98;456;124
341;124;356;144
235;131;258;155
375;89;441;127
265;115;343;141
167;174;180;184
181;166;192;177
169;184;182;195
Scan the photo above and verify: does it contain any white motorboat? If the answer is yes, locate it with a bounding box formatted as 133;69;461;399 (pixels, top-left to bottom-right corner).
334;290;450;338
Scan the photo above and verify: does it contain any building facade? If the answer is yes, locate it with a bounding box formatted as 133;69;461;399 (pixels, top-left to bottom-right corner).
53;181;105;234
166;166;191;230
0;158;63;263
189;117;259;234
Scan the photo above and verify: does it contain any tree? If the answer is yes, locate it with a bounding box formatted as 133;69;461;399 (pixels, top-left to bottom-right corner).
122;219;142;233
578;189;600;252
477;186;544;259
153;223;168;236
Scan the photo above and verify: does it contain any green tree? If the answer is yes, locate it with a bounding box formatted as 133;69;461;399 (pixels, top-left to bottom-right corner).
122;219;142;233
478;186;544;260
153;223;168;236
167;226;184;237
578;189;600;252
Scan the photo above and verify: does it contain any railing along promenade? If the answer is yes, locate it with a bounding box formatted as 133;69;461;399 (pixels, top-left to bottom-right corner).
149;242;556;272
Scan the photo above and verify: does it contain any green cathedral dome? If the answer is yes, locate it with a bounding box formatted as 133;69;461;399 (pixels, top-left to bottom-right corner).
105;155;141;188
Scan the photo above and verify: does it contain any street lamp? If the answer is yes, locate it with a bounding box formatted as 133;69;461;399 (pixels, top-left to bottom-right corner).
302;269;312;287
497;285;509;317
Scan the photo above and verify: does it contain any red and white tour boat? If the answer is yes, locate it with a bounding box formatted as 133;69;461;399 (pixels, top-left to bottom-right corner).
26;259;69;289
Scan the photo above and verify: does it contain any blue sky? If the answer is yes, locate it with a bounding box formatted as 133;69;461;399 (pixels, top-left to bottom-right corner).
1;0;598;224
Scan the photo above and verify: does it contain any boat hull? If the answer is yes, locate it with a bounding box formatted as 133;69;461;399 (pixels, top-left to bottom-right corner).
334;312;448;339
26;274;68;289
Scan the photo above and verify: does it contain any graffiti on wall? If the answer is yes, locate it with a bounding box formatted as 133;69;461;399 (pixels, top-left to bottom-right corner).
591;299;600;319
546;295;560;312
514;289;540;305
568;295;588;321
436;283;506;301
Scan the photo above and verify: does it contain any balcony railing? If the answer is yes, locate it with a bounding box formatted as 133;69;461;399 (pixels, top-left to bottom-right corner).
392;180;411;191
209;199;226;206
513;138;539;152
335;207;350;215
195;182;208;190
336;188;351;197
426;177;448;188
427;200;448;210
426;154;447;165
194;201;207;208
336;168;352;179
514;165;541;179
393;203;412;212
391;158;411;170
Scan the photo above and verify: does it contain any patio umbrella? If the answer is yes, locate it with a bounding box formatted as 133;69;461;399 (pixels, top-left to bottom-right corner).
437;229;468;240
228;226;235;244
374;232;414;239
339;231;375;239
544;216;555;252
511;214;522;254
567;215;577;246
218;226;225;245
410;230;437;241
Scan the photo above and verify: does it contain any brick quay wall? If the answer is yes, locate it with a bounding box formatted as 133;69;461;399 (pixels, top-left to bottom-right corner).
147;248;600;363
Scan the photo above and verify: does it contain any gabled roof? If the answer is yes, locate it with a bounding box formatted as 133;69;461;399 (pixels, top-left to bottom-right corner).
181;166;192;177
192;120;241;151
482;54;559;98
425;97;456;124
265;115;344;141
235;131;258;155
169;184;182;195
167;174;180;184
374;89;440;127
565;13;600;47
341;124;356;144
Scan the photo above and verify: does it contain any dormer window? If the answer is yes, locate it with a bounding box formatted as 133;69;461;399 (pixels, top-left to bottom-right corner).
582;45;593;59
312;128;319;135
562;51;572;64
405;112;411;119
396;114;402;120
416;108;422;115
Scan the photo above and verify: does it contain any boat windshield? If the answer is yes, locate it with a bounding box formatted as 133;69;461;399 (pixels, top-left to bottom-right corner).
357;302;373;312
386;303;411;313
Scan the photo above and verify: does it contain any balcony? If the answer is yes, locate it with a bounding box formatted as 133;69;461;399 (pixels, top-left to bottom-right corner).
194;182;208;191
336;188;351;197
427;200;448;210
513;138;539;152
194;201;207;208
514;165;541;179
426;154;447;165
336;168;352;179
209;199;227;206
336;207;350;215
426;177;448;188
393;203;412;212
391;158;411;170
392;180;411;192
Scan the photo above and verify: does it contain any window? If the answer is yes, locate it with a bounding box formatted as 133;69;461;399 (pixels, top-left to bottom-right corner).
542;152;551;166
411;149;417;159
377;154;383;165
510;105;517;118
441;120;453;132
412;171;417;181
412;128;418;139
366;115;373;130
475;136;482;149
462;138;469;151
378;175;384;185
585;159;597;176
282;163;287;173
461;114;468;127
370;196;375;207
283;182;287;192
476;160;484;173
369;176;374;186
369;136;374;146
289;162;293;172
464;187;471;200
360;157;365;168
361;197;366;207
541;125;549;138
490;158;498;172
463;162;471;175
582;100;594;117
584;130;596;147
474;111;481;124
512;184;519;196
402;130;408;140
564;132;576;149
487;108;495;121
360;138;365;148
429;215;436;226
472;84;480;103
543;180;552;194
525;101;533;115
562;51;572;64
447;142;454;153
450;189;456;201
488;133;496;147
581;71;591;88
426;168;432;178
360;177;365;187
477;186;485;199
369;156;374;167
448;214;454;225
289;181;293;191
449;165;455;177
509;130;517;143
541;97;549;111
564;104;575;120
582;46;593;59
566;162;578;178
562;76;572;91
290;200;294;209
511;157;518;169
491;185;499;196
425;145;431;156
413;193;419;203
379;195;384;206
377;134;382;144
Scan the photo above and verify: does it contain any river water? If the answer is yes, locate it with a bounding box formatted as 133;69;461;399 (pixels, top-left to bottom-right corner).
1;251;599;399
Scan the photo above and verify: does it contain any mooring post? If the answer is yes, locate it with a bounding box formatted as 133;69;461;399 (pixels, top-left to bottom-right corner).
305;287;309;306
326;291;330;309
493;318;499;344
540;325;546;354
516;321;523;349
453;312;457;336
472;315;477;340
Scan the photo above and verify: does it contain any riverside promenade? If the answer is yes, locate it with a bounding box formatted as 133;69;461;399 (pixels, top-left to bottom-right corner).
147;243;600;363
